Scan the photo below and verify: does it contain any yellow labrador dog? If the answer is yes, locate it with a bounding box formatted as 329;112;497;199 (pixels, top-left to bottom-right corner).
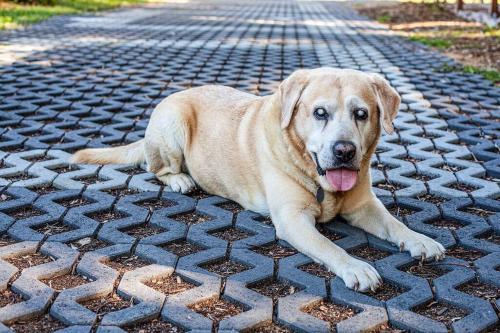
72;68;445;291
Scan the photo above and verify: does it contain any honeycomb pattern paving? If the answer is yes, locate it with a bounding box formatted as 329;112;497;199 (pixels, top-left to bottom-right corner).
0;1;499;332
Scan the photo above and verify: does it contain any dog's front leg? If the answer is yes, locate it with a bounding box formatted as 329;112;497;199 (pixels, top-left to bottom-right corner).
342;195;445;260
266;181;381;291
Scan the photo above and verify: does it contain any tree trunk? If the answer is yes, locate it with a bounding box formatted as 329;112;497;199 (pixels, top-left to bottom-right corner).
456;0;464;11
492;0;499;17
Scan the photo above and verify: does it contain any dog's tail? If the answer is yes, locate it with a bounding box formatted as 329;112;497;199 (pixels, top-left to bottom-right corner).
71;139;146;165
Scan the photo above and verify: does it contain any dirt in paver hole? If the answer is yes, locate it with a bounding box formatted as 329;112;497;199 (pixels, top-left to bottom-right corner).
4;173;34;182
376;181;404;193
388;205;416;219
217;201;244;214
211;226;252;241
316;224;343;242
189;297;244;324
8;206;44;220
298;262;336;279
0;234;16;247
249;277;301;301
201;258;249;277
417;194;447;205
442;164;464;173
247;322;293;333
0;288;24;307
2;146;24;153
8;313;66;333
162;239;203;257
446;246;484;264
189;188;211;200
171;211;211;225
425;218;463;230
404;263;448;282
86;209;126;223
54;196;91;208
125;318;185;333
41;273;90;291
253;242;298;259
414;301;468;328
138;198;176;211
255;214;273;225
104;187;140;197
33;220;73;235
477;231;500;245
49;165;75;174
457;278;499;303
349;245;391;261
366;282;407;301
82;293;133;316
147;177;164;187
401;155;422;164
74;175;100;185
68;237;109;253
446;182;478;193
31;185;60;195
144;274;196;295
24;154;51;163
413;173;433;182
6;252;53;270
461;206;495;217
123;167;147;176
106;255;150;274
124;223;164;239
375;323;406;333
302;300;357;328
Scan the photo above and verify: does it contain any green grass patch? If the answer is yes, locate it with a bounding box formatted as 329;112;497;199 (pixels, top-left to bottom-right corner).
463;65;500;84
409;35;452;49
376;14;392;24
483;26;500;37
437;64;500;84
0;0;146;29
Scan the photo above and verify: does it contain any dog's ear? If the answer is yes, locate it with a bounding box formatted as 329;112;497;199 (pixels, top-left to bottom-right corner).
370;73;401;134
279;69;309;129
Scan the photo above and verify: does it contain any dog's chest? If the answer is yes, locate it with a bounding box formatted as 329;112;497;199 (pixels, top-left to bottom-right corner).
317;191;343;222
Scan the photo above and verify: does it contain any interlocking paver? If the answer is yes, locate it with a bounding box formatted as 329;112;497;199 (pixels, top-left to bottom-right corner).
0;0;498;331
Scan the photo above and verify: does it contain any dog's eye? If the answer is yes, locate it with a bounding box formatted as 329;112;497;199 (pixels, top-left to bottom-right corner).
354;109;368;120
313;107;328;120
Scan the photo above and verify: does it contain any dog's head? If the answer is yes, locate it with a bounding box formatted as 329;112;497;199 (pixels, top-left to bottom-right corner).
278;68;400;193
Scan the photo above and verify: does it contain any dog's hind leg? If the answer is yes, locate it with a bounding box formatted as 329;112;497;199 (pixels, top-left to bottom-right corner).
144;106;196;194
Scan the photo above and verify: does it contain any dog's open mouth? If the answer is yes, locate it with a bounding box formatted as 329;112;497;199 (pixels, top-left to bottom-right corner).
326;168;358;191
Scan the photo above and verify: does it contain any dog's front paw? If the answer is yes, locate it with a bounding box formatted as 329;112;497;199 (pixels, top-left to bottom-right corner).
399;231;445;261
337;258;382;292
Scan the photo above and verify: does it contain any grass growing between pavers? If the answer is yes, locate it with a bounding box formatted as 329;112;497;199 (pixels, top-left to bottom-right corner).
437;63;500;84
0;0;147;29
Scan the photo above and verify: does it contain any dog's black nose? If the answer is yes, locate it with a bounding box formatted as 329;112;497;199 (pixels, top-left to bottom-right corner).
333;141;356;162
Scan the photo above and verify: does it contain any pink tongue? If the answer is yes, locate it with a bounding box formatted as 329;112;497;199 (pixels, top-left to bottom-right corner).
326;168;358;191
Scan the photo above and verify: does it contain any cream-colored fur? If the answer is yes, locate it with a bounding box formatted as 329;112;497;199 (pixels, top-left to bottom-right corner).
72;68;445;291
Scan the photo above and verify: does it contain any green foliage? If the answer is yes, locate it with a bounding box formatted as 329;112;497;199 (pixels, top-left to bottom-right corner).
377;14;392;23
0;0;145;29
436;64;500;84
11;0;56;5
409;35;452;48
462;66;500;84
